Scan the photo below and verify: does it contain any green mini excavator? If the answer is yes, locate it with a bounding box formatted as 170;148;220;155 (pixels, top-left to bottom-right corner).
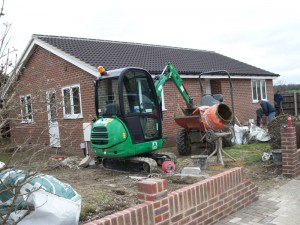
90;63;194;172
90;63;233;172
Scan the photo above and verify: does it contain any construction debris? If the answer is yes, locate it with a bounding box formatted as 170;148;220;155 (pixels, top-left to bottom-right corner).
249;124;270;142
181;167;201;175
78;155;92;168
61;156;82;169
262;152;272;161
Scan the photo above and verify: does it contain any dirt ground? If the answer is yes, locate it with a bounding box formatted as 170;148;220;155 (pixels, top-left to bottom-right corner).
0;142;289;224
41;147;290;225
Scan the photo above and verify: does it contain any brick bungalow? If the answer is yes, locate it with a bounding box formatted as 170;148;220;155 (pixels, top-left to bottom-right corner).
3;34;279;154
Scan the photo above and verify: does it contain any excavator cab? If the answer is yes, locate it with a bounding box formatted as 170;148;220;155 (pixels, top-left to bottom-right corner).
92;67;164;160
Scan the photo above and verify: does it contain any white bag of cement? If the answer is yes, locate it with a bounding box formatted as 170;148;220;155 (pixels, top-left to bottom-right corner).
0;169;81;225
232;124;249;144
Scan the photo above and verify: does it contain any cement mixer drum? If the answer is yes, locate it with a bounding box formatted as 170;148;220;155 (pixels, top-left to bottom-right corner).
202;103;233;131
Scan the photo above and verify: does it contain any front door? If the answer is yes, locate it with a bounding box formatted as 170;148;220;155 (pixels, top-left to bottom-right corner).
47;90;61;147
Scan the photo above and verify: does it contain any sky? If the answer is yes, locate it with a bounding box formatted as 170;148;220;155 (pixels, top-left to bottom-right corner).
3;0;300;84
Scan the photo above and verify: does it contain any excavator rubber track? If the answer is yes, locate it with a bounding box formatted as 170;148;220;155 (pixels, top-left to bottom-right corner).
102;157;158;173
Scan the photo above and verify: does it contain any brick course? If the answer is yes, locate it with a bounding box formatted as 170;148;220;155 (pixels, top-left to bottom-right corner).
84;167;258;225
281;126;300;177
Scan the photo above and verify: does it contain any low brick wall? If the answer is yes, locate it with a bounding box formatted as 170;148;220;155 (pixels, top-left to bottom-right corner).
281;126;300;178
84;167;258;225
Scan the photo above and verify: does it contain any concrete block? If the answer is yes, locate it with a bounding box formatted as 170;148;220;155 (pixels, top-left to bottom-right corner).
181;166;201;175
79;155;92;168
88;159;96;168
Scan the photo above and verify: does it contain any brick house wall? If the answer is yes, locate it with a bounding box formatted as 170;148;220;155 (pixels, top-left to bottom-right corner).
210;79;221;94
10;47;95;155
161;79;203;145
162;78;274;145
9;46;275;152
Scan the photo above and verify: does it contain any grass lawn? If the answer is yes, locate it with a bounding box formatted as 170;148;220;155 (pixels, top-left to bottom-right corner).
224;142;272;166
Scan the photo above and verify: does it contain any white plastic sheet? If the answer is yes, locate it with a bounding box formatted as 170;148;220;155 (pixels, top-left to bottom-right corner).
232;124;271;144
249;124;270;142
232;125;249;144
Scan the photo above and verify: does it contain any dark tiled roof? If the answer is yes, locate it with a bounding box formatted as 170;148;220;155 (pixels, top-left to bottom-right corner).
34;34;278;77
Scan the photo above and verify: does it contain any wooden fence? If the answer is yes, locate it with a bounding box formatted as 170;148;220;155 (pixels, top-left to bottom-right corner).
281;93;300;116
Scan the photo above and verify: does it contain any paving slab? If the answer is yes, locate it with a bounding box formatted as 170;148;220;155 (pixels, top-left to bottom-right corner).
215;177;300;225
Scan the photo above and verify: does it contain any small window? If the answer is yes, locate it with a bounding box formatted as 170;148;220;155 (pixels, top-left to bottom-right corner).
20;95;33;123
251;80;267;102
62;85;83;119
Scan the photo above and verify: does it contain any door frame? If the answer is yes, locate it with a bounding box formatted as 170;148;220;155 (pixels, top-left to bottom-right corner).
46;89;61;147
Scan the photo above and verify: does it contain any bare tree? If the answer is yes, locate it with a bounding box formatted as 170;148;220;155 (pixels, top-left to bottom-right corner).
0;1;81;224
0;0;17;141
0;3;31;224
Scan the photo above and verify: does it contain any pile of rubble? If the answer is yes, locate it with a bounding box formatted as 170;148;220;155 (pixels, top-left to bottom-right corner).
47;156;82;170
267;114;289;149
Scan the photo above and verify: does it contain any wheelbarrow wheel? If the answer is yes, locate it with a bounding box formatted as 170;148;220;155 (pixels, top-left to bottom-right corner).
176;129;191;156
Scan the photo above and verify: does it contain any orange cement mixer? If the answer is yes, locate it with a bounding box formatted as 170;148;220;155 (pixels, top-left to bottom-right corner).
193;103;233;131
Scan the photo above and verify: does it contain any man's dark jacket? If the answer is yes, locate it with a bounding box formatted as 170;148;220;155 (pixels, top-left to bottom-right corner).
260;100;276;116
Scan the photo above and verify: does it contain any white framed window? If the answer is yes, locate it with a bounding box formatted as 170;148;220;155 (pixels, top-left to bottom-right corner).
62;84;83;119
251;79;267;102
20;94;33;123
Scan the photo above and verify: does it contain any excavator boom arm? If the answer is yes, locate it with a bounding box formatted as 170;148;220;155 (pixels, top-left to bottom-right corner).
154;63;193;108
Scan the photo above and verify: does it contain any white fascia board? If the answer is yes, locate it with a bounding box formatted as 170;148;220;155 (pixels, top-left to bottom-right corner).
173;75;278;80
150;74;277;80
15;39;35;72
32;38;99;77
1;38;99;99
